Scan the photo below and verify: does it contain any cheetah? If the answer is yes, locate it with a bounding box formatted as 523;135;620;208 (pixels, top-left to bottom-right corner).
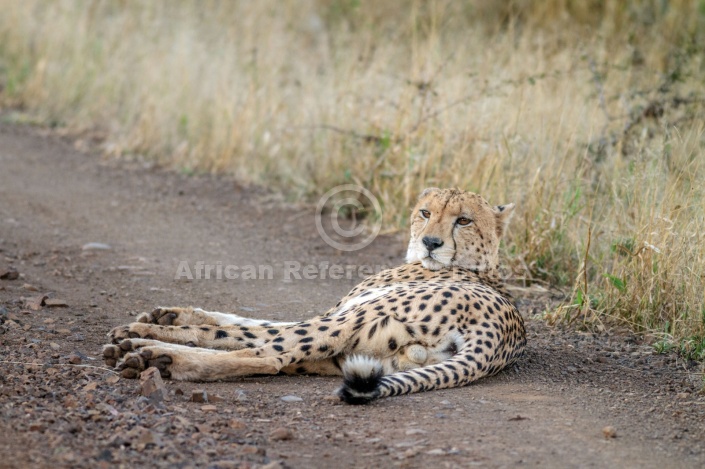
103;188;526;404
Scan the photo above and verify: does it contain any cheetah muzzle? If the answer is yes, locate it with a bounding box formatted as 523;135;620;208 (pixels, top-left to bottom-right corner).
103;188;526;404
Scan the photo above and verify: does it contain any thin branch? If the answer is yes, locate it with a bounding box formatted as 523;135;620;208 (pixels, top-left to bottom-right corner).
294;124;390;145
0;360;119;374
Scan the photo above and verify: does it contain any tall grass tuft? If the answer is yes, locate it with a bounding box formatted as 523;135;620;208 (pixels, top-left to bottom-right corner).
0;0;704;350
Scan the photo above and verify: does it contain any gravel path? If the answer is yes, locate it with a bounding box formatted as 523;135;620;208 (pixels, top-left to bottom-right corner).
1;124;703;468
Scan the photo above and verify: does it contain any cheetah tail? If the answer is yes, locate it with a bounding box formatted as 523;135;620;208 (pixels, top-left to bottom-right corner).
336;355;384;405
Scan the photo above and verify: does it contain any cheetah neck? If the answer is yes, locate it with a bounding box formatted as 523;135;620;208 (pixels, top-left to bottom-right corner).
405;261;512;300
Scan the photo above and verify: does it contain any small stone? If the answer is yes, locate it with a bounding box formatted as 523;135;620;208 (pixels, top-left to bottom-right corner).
49;342;60;350
280;395;303;403
426;449;446;455
209;461;239;469
269;427;294;441
0;267;19;280
140;367;166;403
22;283;38;291
126;426;160;450
240;445;265;455
67;354;82;365
45;299;69;308
106;375;120;384
405;428;427;435
602;426;617;439
174;388;184;396
82;242;112;251
24;295;48;310
83;381;98;392
402;449;419;458
64;396;79;408
677;392;690;400
201;404;217;412
260;462;285;469
190;389;208;403
209;394;225;403
28;423;45;432
228;418;247;429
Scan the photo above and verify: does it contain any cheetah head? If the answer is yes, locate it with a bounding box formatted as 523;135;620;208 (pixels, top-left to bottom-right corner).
405;188;514;272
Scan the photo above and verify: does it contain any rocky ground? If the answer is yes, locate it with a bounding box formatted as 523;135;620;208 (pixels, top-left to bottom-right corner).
1;123;704;468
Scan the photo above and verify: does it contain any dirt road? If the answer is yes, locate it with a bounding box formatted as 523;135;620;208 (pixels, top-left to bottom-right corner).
1;123;703;468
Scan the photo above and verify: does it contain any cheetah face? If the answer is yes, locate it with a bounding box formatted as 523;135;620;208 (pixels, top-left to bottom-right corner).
405;188;514;272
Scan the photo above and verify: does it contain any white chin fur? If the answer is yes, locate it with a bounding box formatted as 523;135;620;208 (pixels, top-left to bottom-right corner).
406;243;451;270
420;257;445;271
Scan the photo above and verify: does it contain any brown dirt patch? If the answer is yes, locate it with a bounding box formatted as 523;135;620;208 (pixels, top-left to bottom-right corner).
1;124;703;468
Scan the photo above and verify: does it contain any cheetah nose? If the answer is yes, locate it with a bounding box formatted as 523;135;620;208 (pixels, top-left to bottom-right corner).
422;236;444;252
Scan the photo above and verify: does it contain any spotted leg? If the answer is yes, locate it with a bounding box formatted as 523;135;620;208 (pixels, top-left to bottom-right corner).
137;306;298;327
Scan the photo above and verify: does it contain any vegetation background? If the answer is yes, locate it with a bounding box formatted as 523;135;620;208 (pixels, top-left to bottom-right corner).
0;0;703;359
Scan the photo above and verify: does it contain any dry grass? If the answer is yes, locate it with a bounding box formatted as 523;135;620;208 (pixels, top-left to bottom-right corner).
0;0;704;353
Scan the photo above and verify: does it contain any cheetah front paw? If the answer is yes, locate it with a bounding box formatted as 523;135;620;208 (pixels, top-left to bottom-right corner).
136;307;189;326
107;322;156;343
103;339;137;368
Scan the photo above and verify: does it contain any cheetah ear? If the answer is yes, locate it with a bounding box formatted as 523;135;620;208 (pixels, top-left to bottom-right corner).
418;187;441;199
493;203;515;238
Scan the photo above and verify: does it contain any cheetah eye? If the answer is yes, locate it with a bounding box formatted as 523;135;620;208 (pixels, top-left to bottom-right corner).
420;209;431;219
456;217;472;226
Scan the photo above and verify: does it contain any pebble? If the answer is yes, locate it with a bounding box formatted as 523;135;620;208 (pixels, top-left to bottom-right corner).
260;462;285;469
191;389;208;403
64;395;79;409
269;427;294;441
29;423;45;432
45;299;69;308
67;353;82;365
140;367;166;403
0;267;19;280
126;426;160;450
83;382;98;392
240;445;265;455
49;342;60;350
106;375;120;384
280;395;303;403
209;461;239;469
602;426;617;439
201;405;218;412
25;295;48;311
426;449;446;455
405;428;427;435
82;242;112;251
228;418;247;429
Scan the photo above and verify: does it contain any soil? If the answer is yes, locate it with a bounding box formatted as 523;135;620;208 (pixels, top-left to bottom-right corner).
1;123;704;469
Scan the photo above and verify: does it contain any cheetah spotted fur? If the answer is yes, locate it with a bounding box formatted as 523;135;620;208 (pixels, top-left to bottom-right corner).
103;188;526;404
